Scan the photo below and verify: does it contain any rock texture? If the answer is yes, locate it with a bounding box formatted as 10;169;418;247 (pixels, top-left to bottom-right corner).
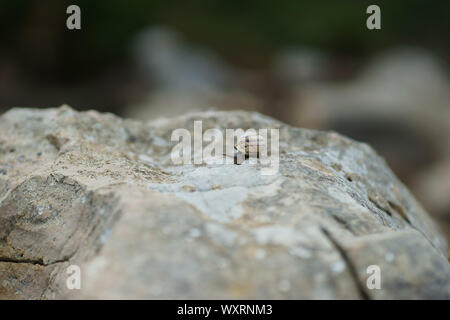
0;106;449;299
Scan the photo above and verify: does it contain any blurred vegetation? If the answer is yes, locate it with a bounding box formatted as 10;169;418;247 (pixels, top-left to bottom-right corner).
0;0;449;82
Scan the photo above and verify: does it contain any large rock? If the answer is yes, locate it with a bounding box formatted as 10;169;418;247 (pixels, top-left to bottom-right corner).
0;106;448;299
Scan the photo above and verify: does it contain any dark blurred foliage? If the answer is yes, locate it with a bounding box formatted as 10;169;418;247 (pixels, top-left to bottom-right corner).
1;0;449;84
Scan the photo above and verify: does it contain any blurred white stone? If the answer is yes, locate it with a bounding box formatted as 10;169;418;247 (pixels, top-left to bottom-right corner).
127;27;264;120
272;47;330;84
131;27;236;90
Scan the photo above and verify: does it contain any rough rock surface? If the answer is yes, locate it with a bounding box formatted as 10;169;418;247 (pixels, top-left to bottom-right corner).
0;106;448;299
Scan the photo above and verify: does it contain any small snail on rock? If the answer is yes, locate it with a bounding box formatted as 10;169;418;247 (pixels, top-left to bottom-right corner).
233;132;267;164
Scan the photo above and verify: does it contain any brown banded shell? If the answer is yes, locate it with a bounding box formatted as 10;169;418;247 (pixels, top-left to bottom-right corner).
235;133;266;155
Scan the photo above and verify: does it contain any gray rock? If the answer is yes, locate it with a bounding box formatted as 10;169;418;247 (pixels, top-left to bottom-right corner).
0;106;448;299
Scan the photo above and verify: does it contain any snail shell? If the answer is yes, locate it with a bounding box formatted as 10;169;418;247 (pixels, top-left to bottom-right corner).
235;132;266;156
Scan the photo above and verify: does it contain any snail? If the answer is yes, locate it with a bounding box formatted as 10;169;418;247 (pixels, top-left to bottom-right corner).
222;132;267;164
232;132;266;164
235;132;266;156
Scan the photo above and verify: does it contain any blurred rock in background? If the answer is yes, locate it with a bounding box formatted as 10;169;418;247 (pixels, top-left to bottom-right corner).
126;27;265;119
413;161;450;242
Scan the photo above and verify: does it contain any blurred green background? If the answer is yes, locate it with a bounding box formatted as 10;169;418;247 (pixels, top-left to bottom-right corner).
1;0;449;111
